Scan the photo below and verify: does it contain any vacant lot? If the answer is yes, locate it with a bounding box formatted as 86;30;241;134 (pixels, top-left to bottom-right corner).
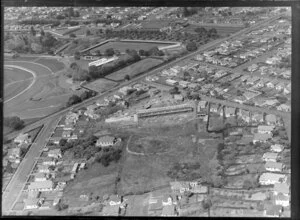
83;78;118;93
35;58;65;73
62;162;118;208
105;58;163;81
120;120;220;194
89;41;173;53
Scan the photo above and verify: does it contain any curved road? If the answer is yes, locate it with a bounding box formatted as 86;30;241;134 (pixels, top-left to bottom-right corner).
4;65;37;103
2;14;286;215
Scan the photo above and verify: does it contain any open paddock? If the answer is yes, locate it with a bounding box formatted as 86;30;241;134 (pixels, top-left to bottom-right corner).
105;58;163;81
83;78;118;93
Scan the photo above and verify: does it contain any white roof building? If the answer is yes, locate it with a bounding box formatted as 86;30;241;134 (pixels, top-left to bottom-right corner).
28;180;54;191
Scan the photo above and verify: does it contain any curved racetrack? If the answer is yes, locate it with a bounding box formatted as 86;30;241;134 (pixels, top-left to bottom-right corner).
4;59;70;120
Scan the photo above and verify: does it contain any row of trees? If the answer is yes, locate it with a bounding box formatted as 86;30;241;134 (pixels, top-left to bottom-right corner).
88;52;141;80
5;31;59;54
4;116;25;130
66;90;96;107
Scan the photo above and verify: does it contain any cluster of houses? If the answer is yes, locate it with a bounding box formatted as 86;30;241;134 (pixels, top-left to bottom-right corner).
3;133;32;169
102;195;127;216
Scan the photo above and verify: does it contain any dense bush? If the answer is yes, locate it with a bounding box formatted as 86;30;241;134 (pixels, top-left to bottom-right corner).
4;116;25;130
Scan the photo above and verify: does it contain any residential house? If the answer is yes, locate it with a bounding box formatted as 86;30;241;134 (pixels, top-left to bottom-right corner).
240;75;251;82
265;114;277;125
266;79;279;88
274;182;290;196
210;103;220;113
166;79;178;86
253;133;272;144
275;82;285;91
96;136;117;147
14;133;31;145
7;148;21;160
262;152;279;162
257;125;275;134
190;185;208;194
179;80;190;88
256;78;269;88
38;165;50;173
48;149;62;159
23;198;40;210
277;104;291;112
225;107;236;117
264;205;283;217
62;130;72;138
259;172;286;185
28;180;54;192
161;204;177;216
188;83;198;90
197;101;207;112
239;109;250;123
162;195;173;206
102;205;120;216
42;157;57;166
270;144;285;153
283;83;291;95
252;113;264;124
35;173;47;182
265;161;284;172
28;191;40;199
109;195;122;206
275;193;290;207
63;124;75;131
174;94;184;101
263;99;279;107
170;181;190;194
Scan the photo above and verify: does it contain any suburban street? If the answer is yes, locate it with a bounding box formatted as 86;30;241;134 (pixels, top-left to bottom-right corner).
2;117;61;214
2;13;287;215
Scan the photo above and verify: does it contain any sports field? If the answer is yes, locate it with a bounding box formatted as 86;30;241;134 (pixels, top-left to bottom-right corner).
105;58;163;81
89;41;173;53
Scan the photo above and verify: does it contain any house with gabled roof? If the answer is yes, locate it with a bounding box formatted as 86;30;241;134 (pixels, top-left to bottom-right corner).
262;152;279;162
265;114;277;125
264;204;283;217
275;193;290;207
257;125;275;134
274;182;290;196
225;106;236;117
265;161;284;172
259;173;286;185
253;133;272;144
270;144;285;153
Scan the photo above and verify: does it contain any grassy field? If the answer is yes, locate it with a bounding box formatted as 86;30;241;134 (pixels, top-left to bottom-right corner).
89;41;173;54
83;78;118;93
62;162;118;208
119;119;221;194
105;58;163;81
35;58;65;73
4;67;34;101
183;24;244;36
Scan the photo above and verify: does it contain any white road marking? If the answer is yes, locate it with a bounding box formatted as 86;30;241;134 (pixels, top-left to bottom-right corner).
5;60;54;75
4;65;37;104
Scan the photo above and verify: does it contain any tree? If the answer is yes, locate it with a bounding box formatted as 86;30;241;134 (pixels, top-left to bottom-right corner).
4;116;25;130
31;43;43;53
86;29;91;36
30;26;36;36
202;199;212;210
183;71;191;81
74;51;81;60
139;49;146;56
69;33;76;38
186;41;197;52
40;29;45;37
124;74;130;81
169;86;180;95
105;48;115;56
67;95;81;107
243;180;253;190
208;28;218;38
68;7;75;17
59;139;68;147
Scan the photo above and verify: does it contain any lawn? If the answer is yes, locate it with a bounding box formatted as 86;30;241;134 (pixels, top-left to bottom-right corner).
89;41;173;54
105;58;163;81
4;66;33;85
4;79;32;101
83;78;118;93
35;58;65;73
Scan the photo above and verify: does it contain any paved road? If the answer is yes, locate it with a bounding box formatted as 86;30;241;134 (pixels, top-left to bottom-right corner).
2;14;285;214
2;117;61;214
4;13;283;141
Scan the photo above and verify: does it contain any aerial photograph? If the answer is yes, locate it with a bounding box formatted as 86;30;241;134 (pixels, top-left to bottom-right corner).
2;6;291;217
